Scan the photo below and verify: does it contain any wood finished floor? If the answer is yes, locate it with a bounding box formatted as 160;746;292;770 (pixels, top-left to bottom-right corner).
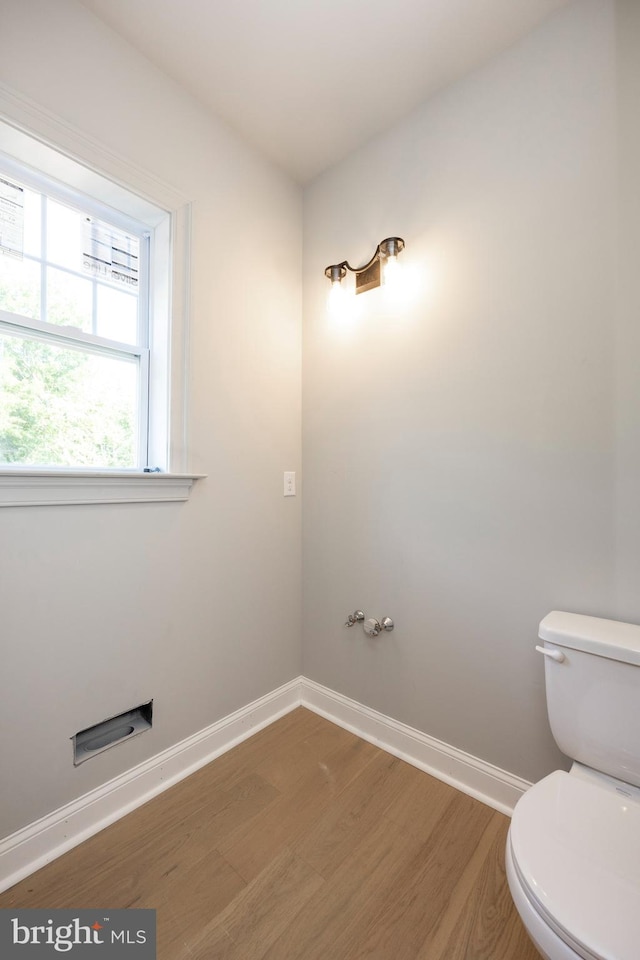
0;708;540;960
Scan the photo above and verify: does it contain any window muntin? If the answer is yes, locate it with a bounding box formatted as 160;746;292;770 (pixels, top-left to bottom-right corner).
0;169;151;471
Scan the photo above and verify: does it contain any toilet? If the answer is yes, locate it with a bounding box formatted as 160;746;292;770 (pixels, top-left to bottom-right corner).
506;611;640;960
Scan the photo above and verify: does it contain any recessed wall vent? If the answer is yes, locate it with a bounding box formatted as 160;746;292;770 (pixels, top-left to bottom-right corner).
73;701;153;765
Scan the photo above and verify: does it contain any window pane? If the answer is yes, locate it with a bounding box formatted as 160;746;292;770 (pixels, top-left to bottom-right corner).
0;331;138;468
97;283;138;344
46;198;84;272
47;266;93;332
0;255;41;320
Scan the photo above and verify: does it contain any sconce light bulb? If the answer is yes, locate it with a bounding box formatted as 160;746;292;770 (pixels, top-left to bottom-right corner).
328;278;347;317
383;252;401;289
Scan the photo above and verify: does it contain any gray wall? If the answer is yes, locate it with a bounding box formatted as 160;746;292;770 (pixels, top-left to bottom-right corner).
0;0;302;838
302;0;617;784
615;0;640;621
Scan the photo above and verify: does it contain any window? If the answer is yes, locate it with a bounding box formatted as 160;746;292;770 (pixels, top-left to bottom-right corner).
0;106;197;505
0;169;150;470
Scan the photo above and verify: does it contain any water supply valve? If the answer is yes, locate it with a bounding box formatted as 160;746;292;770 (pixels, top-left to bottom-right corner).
363;617;394;637
345;610;365;627
345;611;394;636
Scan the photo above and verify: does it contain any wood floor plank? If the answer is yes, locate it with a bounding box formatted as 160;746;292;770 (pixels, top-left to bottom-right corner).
188;847;325;960
262;814;420;960
256;718;360;793
152;849;246;959
194;707;325;792
423;818;540;960
219;734;379;882
292;750;421;879
413;811;506;959
0;820;191;910
382;761;462;842
174;926;236;960
0;763;275;909
0;773;278;911
329;792;495;960
155;772;280;873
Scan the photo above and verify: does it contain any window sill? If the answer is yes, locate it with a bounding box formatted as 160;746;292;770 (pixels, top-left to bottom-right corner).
0;471;206;507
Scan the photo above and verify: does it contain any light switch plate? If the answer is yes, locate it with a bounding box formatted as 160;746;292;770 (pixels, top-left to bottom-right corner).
284;471;296;496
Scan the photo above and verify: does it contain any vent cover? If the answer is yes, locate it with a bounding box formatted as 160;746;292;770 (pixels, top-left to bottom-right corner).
73;701;153;765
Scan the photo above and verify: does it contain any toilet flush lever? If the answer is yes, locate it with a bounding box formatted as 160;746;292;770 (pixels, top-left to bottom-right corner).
535;645;565;663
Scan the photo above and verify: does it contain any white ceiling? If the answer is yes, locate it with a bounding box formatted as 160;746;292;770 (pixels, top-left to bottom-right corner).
78;0;571;183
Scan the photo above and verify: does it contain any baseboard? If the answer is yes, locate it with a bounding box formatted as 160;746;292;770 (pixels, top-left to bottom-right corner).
0;678;302;894
0;676;532;892
300;679;531;816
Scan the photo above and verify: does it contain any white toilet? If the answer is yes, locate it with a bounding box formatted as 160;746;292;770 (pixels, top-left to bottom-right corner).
506;611;640;960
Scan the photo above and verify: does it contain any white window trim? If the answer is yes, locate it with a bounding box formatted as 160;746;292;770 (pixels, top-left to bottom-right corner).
0;470;205;506
0;81;203;505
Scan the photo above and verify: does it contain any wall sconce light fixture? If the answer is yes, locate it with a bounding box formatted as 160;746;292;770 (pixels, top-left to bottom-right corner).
325;237;405;296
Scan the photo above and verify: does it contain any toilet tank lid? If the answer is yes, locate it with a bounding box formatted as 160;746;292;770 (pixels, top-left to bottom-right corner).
539;611;640;665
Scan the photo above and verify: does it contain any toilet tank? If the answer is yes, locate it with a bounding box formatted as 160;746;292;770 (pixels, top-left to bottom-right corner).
539;611;640;788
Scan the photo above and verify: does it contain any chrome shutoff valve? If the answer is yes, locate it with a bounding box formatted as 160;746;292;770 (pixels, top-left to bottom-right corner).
363;617;394;637
345;611;394;634
345;610;365;627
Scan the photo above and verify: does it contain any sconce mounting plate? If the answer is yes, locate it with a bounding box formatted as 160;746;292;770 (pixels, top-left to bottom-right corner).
355;258;381;294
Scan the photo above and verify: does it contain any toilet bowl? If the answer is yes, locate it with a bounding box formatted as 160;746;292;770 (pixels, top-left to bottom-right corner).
506;612;640;960
507;767;640;960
